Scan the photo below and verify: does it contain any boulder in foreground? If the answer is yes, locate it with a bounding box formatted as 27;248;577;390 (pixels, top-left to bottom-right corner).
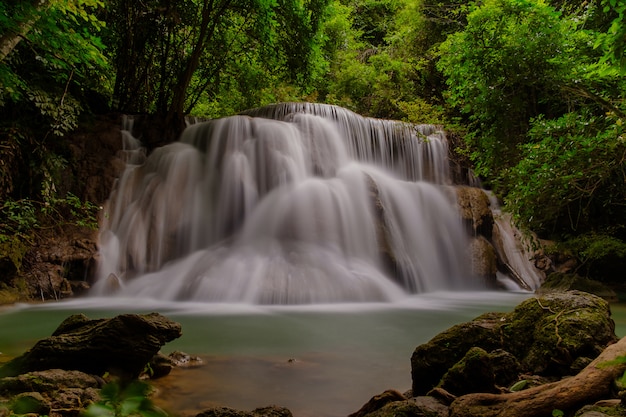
0;312;182;379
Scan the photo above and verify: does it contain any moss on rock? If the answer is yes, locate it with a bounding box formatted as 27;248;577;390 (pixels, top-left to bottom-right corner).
411;291;618;396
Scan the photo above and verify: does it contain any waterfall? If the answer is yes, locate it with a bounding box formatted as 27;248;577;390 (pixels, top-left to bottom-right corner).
93;103;483;304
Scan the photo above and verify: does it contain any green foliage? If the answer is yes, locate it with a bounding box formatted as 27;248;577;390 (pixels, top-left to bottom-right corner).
0;194;99;272
27;88;83;138
509;379;528;392
437;0;571;180
83;381;168;417
0;0;110;107
107;0;331;119
558;233;626;279
595;0;626;70
396;98;449;125
350;0;403;47
504;111;626;234
320;0;440;119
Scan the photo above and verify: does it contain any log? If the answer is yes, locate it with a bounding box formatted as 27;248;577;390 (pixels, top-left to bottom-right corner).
449;336;626;417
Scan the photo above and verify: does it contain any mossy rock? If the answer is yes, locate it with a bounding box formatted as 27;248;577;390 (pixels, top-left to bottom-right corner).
438;347;523;396
438;347;495;396
537;272;618;302
502;290;617;374
410;291;618;395
411;312;505;395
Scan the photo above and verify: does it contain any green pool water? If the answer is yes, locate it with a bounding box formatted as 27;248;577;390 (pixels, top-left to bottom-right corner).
1;291;623;417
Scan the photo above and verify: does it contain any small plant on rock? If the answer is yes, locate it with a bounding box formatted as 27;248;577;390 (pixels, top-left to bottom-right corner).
83;381;168;417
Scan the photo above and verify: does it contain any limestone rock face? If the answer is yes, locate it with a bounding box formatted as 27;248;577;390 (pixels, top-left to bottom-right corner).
411;291;617;396
0;313;182;379
456;186;494;238
469;236;498;286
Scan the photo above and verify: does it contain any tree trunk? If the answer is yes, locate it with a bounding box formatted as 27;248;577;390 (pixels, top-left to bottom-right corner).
167;0;234;122
0;0;50;62
449;337;626;417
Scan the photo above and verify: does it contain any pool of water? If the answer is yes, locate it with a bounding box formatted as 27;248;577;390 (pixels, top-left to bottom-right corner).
1;291;623;417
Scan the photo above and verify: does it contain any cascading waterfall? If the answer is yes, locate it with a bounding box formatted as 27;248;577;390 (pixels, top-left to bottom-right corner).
92;103;482;304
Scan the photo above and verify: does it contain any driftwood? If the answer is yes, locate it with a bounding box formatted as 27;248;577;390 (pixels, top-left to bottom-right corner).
449;336;626;417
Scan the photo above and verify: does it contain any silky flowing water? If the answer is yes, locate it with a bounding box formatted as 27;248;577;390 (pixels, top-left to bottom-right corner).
0;103;556;415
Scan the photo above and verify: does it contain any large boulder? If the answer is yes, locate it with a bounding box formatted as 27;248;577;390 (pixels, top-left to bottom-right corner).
411;291;617;396
0;312;182;379
411;311;505;395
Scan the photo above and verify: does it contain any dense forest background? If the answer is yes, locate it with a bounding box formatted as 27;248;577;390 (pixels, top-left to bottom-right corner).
1;0;625;284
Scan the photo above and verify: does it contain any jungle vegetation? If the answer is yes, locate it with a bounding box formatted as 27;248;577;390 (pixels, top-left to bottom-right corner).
0;0;625;281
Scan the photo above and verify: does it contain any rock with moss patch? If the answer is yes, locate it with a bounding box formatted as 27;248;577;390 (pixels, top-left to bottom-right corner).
411;312;505;395
411;291;618;396
0;312;182;379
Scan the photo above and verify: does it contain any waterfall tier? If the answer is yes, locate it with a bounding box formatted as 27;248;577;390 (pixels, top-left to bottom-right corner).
93;103;484;304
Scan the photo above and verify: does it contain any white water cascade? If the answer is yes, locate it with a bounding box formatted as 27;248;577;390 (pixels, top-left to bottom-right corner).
93;103;485;304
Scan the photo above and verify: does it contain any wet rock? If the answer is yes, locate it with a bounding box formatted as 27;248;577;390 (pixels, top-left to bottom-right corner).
574;402;626;417
145;353;174;379
348;389;406;417
349;393;449;417
195;405;293;417
411;291;618;396
8;392;49;415
22;225;99;301
411;311;504;395
0;313;182;379
456;186;494;238
437;348;521;396
168;351;204;368
502;291;617;374
0;369;102;417
438;347;496;396
469;236;498;287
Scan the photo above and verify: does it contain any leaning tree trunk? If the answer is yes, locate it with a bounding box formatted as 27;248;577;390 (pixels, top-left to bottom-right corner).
0;0;50;62
449;336;626;417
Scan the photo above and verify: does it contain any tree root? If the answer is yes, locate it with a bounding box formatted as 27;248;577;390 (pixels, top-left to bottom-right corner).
449;336;626;417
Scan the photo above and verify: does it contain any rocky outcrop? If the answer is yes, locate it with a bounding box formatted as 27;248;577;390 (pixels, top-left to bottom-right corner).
0;369;103;417
195;406;294;417
411;291;617;396
456;186;494;238
0;312;182;379
0;114;128;304
350;290;623;417
0;313;186;417
455;185;549;290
